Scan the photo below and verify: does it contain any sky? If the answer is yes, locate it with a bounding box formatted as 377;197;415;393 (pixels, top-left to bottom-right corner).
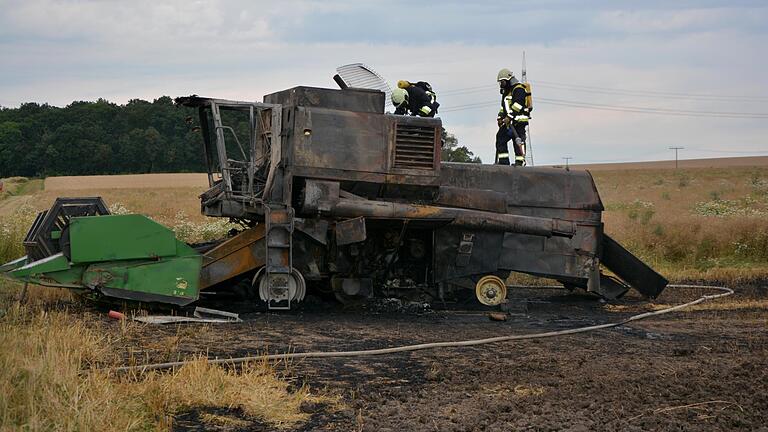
0;0;766;165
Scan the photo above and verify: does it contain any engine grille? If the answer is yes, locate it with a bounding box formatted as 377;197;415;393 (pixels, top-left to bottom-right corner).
394;124;436;170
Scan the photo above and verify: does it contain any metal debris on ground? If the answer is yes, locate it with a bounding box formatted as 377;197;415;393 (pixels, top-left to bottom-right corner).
365;298;432;314
488;312;508;321
133;306;241;324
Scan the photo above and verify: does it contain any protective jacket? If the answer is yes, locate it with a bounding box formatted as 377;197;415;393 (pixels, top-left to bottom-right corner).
497;80;531;124
395;85;439;117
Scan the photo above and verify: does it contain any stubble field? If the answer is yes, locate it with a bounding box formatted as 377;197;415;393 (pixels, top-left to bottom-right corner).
0;161;767;431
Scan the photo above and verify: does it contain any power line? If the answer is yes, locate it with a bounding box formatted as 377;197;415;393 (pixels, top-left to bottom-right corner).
440;97;768;118
439;81;768;102
692;149;768;155
538;97;768;118
534;79;768;102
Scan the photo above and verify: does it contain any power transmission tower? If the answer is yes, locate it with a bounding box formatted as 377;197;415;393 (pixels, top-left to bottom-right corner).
669;147;684;169
562;156;572;169
522;50;534;166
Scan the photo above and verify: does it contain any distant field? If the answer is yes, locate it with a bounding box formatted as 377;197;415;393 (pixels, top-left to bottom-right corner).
2;173;210;223
3;160;768;281
554;155;768;171
44;173;209;190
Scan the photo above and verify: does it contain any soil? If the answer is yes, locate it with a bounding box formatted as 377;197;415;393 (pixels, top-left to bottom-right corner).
112;283;768;431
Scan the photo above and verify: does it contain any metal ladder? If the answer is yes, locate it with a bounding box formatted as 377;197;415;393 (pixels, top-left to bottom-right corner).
264;204;294;310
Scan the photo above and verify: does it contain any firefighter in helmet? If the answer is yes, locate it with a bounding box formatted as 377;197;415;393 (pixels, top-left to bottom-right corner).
495;68;531;166
392;80;439;117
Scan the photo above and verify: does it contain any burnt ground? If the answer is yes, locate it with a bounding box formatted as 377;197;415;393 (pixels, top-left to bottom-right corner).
112;282;768;432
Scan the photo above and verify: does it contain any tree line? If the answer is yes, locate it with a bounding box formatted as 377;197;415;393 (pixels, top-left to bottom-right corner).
0;97;203;177
0;97;479;178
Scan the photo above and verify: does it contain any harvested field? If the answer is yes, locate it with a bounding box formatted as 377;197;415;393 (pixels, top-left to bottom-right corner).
44;173;209;191
3;281;764;431
555;155;768;171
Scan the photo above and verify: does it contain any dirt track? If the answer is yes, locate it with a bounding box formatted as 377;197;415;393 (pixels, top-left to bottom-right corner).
112;283;768;431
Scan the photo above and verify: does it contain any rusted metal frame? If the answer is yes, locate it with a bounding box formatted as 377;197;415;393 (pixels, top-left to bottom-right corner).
200;246;266;289
322;199;575;238
217;125;248;161
197;106;215;186
247;105;256;201
199;226;267;289
202;225;266;264
210;102;233;195
262;105;283;203
291;166;441;187
195;98;281;206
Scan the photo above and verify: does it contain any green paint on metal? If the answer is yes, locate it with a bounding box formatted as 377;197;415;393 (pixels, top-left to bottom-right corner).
10;253;71;278
8;253;86;288
69;214;179;263
83;251;202;303
0;256;28;273
4;214;202;305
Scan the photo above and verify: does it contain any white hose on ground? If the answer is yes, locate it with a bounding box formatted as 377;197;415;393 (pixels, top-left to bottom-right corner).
112;284;733;374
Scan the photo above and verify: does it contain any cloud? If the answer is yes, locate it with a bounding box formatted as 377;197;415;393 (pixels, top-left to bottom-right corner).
0;0;766;163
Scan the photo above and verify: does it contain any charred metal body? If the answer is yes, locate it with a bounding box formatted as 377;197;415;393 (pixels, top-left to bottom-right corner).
1;86;666;308
176;86;667;309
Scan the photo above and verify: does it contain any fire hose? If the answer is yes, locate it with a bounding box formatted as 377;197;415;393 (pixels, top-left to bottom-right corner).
112;284;733;374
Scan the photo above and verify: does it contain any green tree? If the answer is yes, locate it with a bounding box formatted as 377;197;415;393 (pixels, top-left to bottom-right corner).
441;128;481;163
0;121;22;176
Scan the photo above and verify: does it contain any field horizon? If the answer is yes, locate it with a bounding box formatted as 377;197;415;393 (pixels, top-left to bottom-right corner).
2;156;768;282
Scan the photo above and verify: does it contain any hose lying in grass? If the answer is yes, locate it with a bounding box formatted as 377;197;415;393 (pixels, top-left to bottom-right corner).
113;284;733;374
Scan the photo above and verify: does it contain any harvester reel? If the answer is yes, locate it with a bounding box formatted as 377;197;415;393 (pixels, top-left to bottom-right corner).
475;275;507;306
254;268;306;304
23;197;110;262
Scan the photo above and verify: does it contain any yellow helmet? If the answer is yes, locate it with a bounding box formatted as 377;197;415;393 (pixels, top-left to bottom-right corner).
397;80;411;89
391;88;408;106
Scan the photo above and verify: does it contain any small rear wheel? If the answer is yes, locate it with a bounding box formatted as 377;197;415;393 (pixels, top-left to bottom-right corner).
475;275;507;306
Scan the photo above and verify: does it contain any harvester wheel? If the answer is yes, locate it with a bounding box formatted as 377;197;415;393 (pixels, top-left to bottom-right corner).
253;268;306;304
475;275;507;306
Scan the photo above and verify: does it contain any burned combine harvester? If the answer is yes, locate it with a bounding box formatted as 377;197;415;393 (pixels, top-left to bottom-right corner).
0;86;667;309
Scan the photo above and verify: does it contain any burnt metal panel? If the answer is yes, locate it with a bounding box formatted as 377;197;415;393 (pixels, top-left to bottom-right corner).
434;228;504;281
263;86;384;114
335;217;367;245
292;166;443;187
601;234;668;298
499;231;592;280
435;186;507;213
292;107;389;173
295;218;329;245
200;225;266;288
439;163;604;212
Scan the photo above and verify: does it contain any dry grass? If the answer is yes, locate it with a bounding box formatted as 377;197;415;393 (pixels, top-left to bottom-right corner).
1;187;209;224
565;155;768;171
592;166;768;281
0;177;43;197
44;173;208;191
0;281;326;431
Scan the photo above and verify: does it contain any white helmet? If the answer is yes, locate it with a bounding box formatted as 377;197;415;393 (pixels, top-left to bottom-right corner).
391;87;408;106
497;68;515;82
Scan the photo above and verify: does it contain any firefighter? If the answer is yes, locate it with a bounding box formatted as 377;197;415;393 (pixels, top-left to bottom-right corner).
495;68;531;166
392;80;439;117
